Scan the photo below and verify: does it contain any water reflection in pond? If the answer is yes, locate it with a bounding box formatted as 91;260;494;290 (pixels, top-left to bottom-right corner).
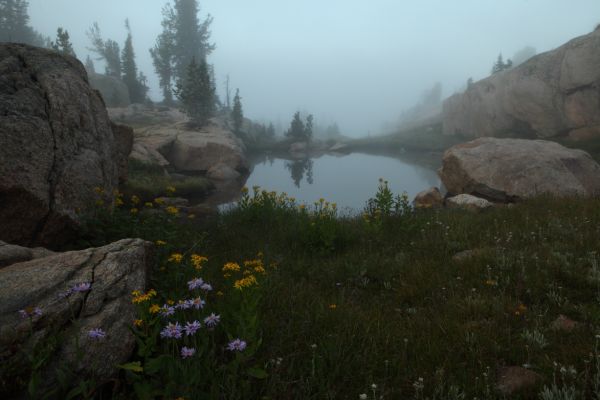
212;152;440;212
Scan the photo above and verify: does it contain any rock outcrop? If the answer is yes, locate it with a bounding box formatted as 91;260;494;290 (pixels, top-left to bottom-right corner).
439;138;600;201
446;194;493;211
111;122;134;183
132;118;249;175
413;187;444;209
0;239;151;389
0;241;54;268
0;44;125;248
443;29;600;139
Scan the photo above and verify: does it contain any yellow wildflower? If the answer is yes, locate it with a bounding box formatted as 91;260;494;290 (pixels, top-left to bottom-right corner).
131;195;140;205
130;208;139;214
241;186;249;194
485;279;497;286
168;253;183;263
165;206;179;215
167;299;175;306
149;304;161;314
133;319;143;327
147;289;157;297
95;199;105;207
115;197;124;207
216;291;224;296
223;273;231;279
154;197;165;205
155;240;167;246
254;265;266;274
191;254;208;270
144;202;153;208
233;275;258;290
166;186;176;194
223;262;241;272
329;304;337;310
131;290;141;297
514;303;527;316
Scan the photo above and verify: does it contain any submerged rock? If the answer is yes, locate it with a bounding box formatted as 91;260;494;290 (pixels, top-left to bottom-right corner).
439;138;600;201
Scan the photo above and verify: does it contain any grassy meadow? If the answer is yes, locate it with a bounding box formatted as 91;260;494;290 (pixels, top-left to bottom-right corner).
15;182;594;399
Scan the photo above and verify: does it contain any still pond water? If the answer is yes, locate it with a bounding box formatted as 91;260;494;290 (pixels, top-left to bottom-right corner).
229;153;440;212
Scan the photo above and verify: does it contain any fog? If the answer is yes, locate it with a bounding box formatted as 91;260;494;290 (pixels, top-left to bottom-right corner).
29;0;600;136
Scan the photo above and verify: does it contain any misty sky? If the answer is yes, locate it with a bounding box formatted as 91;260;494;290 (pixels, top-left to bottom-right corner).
28;0;600;136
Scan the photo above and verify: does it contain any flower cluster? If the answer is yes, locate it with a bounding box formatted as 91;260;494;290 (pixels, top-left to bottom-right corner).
187;277;213;292
168;253;183;263
19;306;42;319
233;275;258;290
132;289;157;304
191;254;208;270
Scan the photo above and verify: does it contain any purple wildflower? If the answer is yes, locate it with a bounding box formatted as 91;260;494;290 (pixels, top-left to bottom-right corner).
181;346;196;359
88;328;106;339
19;307;42;319
159;304;176;317
227;338;247;352
72;282;92;293
184;320;201;336
203;313;220;328
187;278;205;290
58;289;73;299
176;299;194;310
200;283;213;292
160;322;183;339
192;297;205;310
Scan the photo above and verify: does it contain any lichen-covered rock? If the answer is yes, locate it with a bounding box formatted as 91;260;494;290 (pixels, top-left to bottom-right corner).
443;29;600;139
0;239;151;390
446;194;493;211
0;44;123;248
439;138;600;201
0;241;54;268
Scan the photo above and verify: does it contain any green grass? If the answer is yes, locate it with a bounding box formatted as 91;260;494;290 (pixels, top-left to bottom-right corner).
7;185;600;399
122;159;214;202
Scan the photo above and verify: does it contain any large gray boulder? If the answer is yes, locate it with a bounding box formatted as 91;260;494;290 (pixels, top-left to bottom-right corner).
0;239;151;390
133;118;249;175
0;44;124;248
438;138;600;201
443;29;600;139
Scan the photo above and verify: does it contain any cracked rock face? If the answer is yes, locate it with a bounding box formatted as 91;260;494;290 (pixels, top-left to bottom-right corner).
0;238;152;389
443;29;600;139
0;44;121;248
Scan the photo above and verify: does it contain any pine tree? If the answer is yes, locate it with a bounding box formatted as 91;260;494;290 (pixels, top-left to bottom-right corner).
0;0;45;45
172;0;215;82
51;27;76;57
286;112;306;141
266;123;276;139
150;5;175;104
85;55;95;74
231;89;243;134
491;53;513;75
175;57;215;126
87;23;121;78
304;114;314;143
121;19;145;103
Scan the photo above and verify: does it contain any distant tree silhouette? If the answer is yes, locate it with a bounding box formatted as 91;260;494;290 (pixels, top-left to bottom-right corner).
151;0;215;104
285;112;314;142
87;23;121;78
121;19;147;103
491;53;513;74
0;0;46;45
175;57;215;126
51;27;76;57
231;89;244;135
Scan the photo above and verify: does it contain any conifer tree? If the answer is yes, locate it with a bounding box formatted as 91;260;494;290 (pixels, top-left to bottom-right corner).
87;23;121;78
121;19;146;103
304;114;314;143
151;0;215;103
286;112;306;141
51;27;76;57
0;0;46;45
150;5;176;104
266;123;276;139
231;89;243;134
175;57;215;126
491;53;513;74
